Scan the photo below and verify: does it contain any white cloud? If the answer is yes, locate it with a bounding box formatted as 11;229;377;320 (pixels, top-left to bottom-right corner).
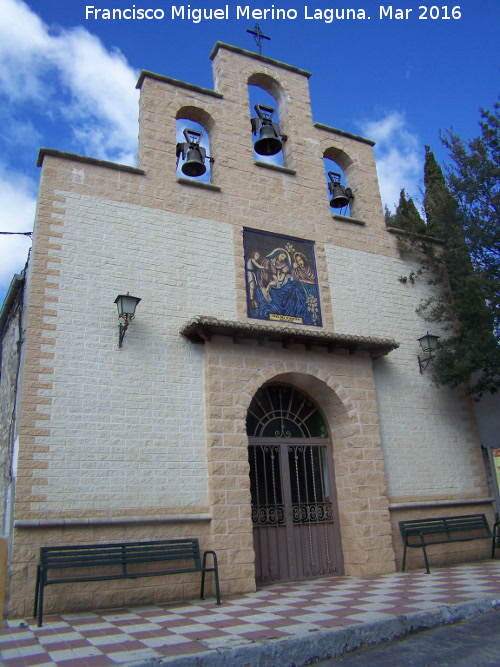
0;0;50;102
52;27;139;163
358;112;423;212
0;0;139;164
1;118;42;149
0;165;36;286
0;0;140;297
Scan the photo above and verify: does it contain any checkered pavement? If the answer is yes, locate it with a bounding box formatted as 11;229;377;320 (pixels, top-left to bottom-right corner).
2;560;500;666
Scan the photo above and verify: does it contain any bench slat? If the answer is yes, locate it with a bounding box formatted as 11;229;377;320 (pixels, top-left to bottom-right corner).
45;565;216;585
42;552;201;565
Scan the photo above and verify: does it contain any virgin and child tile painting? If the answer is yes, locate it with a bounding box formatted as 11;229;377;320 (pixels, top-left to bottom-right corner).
244;229;322;327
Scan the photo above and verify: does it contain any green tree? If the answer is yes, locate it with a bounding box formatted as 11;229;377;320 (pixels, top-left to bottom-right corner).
427;147;498;396
441;98;500;342
423;144;450;238
386;189;426;234
401;144;500;398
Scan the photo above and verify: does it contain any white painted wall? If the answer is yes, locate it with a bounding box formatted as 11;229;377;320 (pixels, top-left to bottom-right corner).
326;244;483;499
31;192;485;512
32;192;236;512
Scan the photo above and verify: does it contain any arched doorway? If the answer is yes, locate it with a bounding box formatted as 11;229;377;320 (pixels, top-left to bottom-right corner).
247;383;343;584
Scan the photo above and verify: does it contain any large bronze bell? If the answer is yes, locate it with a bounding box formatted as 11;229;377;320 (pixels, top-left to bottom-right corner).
328;172;352;209
251;104;283;156
182;145;206;177
176;128;207;177
254;123;282;156
330;184;350;208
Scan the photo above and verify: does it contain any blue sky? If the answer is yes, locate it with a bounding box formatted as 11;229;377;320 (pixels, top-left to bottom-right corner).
0;0;499;305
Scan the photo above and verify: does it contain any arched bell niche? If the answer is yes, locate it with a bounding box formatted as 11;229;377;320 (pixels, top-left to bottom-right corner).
176;106;215;182
323;149;355;217
248;73;288;167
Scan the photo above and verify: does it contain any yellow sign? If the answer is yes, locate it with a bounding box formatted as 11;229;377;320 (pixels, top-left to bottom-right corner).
493;449;500;493
269;314;303;324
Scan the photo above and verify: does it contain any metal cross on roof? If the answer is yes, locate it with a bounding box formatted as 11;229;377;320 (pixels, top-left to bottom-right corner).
246;23;270;55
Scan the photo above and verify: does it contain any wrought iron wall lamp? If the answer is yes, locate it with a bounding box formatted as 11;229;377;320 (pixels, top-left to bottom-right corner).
251;104;283;156
418;332;440;373
328;172;353;210
114;293;141;347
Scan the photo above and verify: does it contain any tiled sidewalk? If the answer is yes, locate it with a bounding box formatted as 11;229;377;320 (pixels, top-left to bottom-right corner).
2;560;500;666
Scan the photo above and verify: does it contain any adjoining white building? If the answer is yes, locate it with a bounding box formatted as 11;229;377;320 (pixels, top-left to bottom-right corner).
0;43;494;619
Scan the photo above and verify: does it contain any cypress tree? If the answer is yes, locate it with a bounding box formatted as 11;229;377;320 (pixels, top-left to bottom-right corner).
442;98;500;350
398;189;426;234
419;146;500;397
387;189;426;233
423;145;451;238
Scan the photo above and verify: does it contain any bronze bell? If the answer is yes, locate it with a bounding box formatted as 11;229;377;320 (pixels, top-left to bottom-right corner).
182;145;206;177
330;184;350;208
251;104;283;156
328;172;352;209
254;123;282;156
176;128;207;177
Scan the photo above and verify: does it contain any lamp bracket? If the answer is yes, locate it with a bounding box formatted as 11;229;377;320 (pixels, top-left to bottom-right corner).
118;320;129;348
418;355;433;374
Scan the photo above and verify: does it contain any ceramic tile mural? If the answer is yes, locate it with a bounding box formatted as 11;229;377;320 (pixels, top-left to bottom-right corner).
244;229;322;327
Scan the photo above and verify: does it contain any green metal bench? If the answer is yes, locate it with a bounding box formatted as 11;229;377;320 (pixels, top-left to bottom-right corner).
34;538;220;626
399;513;498;574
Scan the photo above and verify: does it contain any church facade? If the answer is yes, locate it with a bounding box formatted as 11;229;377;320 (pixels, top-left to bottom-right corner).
0;43;493;618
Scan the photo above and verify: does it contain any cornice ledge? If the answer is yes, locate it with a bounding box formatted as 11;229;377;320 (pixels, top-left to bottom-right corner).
136;70;223;98
177;177;221;191
386;226;444;245
15;513;212;528
389;498;494;510
209;42;312;79
36;148;145;174
333;213;366;225
314;122;375;146
180;316;399;358
254;161;296;175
